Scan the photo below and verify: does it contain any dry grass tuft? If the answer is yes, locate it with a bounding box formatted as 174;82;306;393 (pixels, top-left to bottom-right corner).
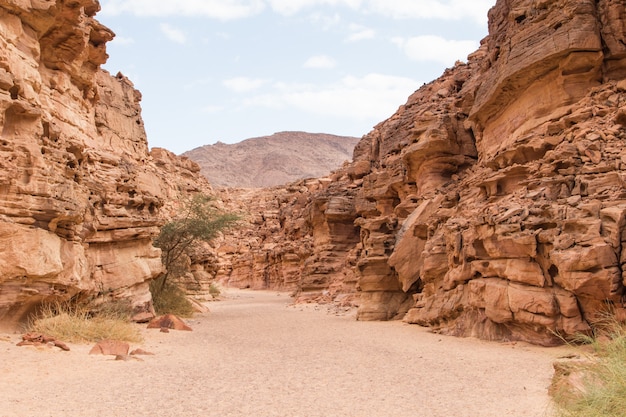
209;282;221;299
27;300;143;344
552;312;626;417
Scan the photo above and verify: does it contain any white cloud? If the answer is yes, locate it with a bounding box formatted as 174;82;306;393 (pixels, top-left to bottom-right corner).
184;77;215;91
303;55;337;69
100;0;265;20
241;73;419;120
223;77;269;93
100;0;492;24
267;0;362;16
393;35;478;66
367;0;493;25
111;35;135;45
308;12;342;30
160;23;187;44
202;105;225;113
346;24;375;42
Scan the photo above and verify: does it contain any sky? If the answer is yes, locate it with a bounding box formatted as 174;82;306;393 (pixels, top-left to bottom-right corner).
97;0;495;154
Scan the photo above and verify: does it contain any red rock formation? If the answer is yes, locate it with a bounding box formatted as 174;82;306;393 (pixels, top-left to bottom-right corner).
353;0;626;345
147;314;192;331
213;171;360;305
215;0;626;345
17;332;70;351
0;1;210;328
6;0;623;348
215;184;317;292
89;339;130;356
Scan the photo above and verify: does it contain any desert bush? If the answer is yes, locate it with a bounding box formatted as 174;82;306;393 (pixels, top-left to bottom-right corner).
149;277;194;317
151;193;239;313
89;298;134;320
209;282;221;299
553;314;626;417
154;194;239;288
27;299;142;344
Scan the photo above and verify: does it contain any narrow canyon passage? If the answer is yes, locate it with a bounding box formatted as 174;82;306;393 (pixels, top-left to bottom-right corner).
1;290;567;417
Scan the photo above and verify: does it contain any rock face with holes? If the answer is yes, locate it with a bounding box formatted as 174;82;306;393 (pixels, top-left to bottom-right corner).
351;0;626;345
0;0;208;328
213;174;360;306
213;0;626;345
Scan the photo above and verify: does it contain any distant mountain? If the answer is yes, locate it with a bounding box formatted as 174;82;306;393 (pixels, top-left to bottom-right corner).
182;132;360;188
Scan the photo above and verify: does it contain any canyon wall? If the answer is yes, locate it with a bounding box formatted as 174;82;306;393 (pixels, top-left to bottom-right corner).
3;0;626;347
216;0;626;345
214;171;360;306
0;0;208;328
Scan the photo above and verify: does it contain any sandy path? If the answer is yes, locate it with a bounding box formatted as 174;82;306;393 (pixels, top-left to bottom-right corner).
0;289;569;417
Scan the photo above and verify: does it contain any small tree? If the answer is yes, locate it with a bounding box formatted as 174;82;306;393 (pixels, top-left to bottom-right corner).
152;194;239;311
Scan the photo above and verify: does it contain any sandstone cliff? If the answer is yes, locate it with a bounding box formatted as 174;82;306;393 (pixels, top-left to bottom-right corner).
183;132;359;188
4;0;626;348
213;173;360;307
214;0;626;345
0;0;210;328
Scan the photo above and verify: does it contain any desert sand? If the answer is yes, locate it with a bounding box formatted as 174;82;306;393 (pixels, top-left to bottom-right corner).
0;289;570;417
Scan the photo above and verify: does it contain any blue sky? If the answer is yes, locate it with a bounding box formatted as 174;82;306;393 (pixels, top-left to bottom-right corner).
98;0;494;154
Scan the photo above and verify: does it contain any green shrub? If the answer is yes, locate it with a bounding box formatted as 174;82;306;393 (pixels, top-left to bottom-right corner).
151;194;239;313
154;194;240;292
149;276;194;317
209;282;221;299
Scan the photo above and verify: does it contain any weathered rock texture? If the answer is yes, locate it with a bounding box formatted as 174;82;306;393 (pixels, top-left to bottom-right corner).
214;173;360;306
0;1;209;328
183;131;359;188
215;0;626;345
380;0;626;345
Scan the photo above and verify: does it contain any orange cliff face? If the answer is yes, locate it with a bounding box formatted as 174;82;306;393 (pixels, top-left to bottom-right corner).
0;1;211;328
213;0;626;345
347;0;626;345
4;0;626;347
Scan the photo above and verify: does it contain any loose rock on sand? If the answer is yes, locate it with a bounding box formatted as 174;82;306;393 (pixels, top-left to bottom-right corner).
0;289;571;417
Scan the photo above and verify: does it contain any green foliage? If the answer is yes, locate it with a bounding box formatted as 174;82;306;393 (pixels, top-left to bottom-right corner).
209;282;221;299
27;299;142;344
554;315;626;417
154;194;239;279
149;277;195;317
151;194;239;312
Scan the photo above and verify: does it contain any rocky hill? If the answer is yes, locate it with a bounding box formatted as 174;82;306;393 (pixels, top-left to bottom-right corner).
183;132;359;188
210;0;626;346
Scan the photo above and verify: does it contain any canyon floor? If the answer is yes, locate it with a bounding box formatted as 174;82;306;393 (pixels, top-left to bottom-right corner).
0;289;573;417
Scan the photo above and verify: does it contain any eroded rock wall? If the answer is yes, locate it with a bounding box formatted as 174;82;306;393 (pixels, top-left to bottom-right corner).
354;0;626;345
0;0;207;327
214;173;360;305
215;0;626;345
